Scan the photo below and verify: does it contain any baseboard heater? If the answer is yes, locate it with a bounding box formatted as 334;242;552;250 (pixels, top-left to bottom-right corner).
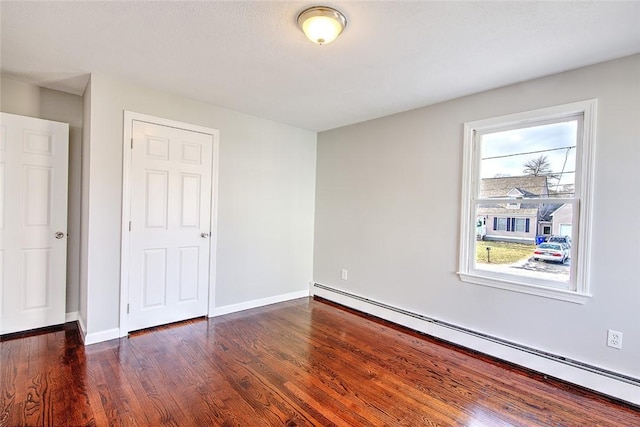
313;282;640;389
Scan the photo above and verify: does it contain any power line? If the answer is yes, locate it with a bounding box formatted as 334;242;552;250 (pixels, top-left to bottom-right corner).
556;147;574;192
482;145;576;161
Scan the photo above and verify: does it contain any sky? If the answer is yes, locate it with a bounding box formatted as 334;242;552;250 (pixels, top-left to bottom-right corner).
480;119;577;188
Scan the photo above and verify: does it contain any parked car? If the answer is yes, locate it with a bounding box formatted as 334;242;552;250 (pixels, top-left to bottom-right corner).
547;235;571;247
533;242;570;263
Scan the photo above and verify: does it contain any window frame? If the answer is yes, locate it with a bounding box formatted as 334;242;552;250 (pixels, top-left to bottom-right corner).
514;218;526;233
458;100;597;303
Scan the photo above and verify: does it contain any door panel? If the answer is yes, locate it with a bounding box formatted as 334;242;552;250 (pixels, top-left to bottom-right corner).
178;246;199;301
127;120;212;332
22;248;51;309
180;174;201;227
0;112;68;334
145;170;168;228
24;166;53;226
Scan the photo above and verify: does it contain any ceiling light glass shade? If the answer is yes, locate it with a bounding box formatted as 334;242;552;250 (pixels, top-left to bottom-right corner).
297;6;347;45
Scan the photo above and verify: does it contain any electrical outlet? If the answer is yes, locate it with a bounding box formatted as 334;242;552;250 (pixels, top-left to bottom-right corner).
607;330;622;349
341;269;348;280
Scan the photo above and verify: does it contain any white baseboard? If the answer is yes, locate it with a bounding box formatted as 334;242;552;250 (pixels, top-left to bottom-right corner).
79;290;308;345
71;315;88;344
209;289;310;317
312;282;640;406
65;311;79;323
77;315;87;338
84;328;120;345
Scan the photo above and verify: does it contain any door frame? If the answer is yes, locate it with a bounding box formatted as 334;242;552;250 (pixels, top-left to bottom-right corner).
119;111;219;337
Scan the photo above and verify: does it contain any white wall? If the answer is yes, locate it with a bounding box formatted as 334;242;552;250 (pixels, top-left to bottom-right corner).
1;76;83;316
83;74;316;334
80;77;92;331
314;55;640;380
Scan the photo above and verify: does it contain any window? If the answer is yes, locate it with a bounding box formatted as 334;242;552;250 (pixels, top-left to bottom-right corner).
459;100;597;303
492;217;529;233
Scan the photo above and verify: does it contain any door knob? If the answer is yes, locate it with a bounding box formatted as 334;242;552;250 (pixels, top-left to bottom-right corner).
201;232;210;238
55;231;65;239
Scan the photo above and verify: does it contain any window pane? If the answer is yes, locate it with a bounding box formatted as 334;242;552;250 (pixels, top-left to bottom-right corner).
475;203;570;287
479;120;577;199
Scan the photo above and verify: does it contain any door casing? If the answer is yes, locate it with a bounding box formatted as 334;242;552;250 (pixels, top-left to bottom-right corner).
120;111;219;336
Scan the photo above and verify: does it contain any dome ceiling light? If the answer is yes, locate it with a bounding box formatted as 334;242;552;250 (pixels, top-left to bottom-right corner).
297;6;347;45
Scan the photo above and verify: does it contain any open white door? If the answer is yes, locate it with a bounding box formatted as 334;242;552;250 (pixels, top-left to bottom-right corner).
0;112;69;335
125;119;214;332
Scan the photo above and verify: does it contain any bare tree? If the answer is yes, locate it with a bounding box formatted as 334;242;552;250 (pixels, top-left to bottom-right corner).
523;155;558;179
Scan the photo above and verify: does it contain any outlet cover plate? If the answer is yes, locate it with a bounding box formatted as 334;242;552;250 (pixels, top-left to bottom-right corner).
607;329;622;349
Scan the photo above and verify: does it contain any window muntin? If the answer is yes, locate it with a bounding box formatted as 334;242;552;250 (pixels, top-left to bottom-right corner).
459;100;596;303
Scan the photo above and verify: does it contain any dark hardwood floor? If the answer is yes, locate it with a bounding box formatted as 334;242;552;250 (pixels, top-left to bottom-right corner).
1;297;638;426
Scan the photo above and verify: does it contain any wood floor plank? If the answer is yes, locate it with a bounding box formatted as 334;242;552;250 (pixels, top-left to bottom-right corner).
0;340;18;427
1;297;639;426
270;305;496;425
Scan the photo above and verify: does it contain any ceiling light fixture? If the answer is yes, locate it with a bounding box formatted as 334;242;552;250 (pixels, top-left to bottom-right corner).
297;6;347;45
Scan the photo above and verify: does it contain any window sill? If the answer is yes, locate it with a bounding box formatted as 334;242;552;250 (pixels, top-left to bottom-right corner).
457;271;591;304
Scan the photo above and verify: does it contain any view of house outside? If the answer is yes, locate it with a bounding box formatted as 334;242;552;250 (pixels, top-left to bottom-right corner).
473;119;577;285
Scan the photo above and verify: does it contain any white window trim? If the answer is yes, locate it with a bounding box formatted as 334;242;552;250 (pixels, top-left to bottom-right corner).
458;99;597;304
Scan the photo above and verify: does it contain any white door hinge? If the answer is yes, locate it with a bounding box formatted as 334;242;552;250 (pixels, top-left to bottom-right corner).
127;303;130;314
129;221;132;231
131;138;134;149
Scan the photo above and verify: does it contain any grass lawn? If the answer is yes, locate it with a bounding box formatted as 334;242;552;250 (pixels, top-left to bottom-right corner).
476;240;534;264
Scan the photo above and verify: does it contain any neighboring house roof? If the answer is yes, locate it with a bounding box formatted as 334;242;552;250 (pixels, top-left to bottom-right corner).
478;176;558;219
551;203;572;217
514;188;538;197
506;188;525;197
478;203;562;220
480;176;549;198
539;203;564;221
477;207;538;216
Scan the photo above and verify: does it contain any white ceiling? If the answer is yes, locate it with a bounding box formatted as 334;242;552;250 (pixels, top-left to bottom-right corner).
1;1;639;131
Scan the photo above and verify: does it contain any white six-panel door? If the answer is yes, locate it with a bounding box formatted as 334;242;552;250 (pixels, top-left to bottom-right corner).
0;112;69;335
127;120;213;332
